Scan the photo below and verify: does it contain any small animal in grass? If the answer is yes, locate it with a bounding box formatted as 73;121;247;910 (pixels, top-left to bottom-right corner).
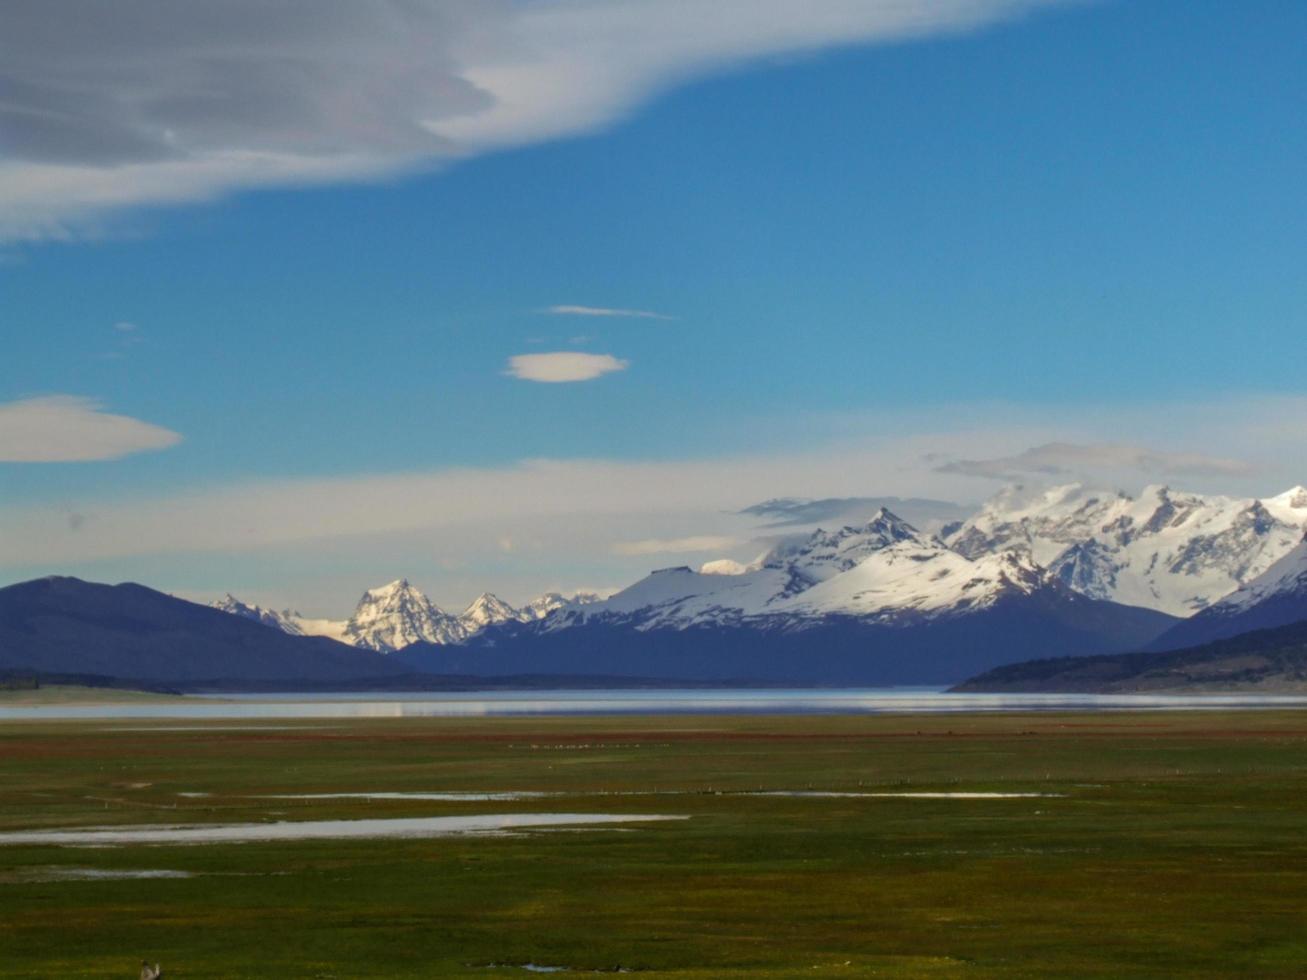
140;962;163;980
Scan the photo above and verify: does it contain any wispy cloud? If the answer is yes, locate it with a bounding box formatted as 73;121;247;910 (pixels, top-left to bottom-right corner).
933;442;1254;481
740;496;972;530
506;352;629;383
614;535;742;556
0;395;181;462
0;0;1071;242
543;305;674;320
96;320;144;360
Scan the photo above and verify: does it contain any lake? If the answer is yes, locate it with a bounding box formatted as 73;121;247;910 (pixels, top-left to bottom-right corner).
4;687;1307;720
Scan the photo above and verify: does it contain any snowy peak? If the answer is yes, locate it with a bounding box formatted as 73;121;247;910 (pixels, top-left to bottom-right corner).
343;579;465;651
564;513;1063;632
460;592;520;630
209;594;305;635
1265;486;1307;523
761;508;925;595
520;591;602;621
772;541;1047;623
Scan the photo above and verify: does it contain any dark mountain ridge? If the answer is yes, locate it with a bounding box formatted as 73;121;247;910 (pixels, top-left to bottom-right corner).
954;618;1307;693
0;576;407;685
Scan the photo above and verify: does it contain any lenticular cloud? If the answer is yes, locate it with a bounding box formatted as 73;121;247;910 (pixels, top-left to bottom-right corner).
506;352;629;383
0;0;1070;241
0;395;181;462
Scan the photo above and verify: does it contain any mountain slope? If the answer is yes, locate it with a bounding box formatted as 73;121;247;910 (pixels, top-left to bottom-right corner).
945;484;1307;616
1148;537;1307;650
954;618;1307;694
398;591;1177;686
211;594;307;635
0;577;406;685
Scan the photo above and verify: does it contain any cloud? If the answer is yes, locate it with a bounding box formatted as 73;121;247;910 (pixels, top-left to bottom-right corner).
506;351;629;383
933;442;1254;481
740;495;973;530
614;535;742;556
543;305;674;320
0;0;1071;241
0;395;181;462
97;320;144;360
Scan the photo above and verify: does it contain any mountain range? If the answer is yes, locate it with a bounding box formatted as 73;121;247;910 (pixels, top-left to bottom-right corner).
207;482;1307;685
396;508;1179;685
213;580;601;652
944;483;1307;616
9;481;1307;690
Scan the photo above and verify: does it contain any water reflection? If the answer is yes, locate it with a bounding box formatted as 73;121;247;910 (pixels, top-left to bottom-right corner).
2;688;1307;721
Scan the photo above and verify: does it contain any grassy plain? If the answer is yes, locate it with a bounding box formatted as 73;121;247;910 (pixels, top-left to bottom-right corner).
2;710;1306;978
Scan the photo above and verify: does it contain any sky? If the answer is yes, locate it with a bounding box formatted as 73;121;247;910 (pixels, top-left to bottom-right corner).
2;0;1306;615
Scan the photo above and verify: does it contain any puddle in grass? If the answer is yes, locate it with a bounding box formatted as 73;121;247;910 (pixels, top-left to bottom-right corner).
259;791;559;802
738;791;1063;799
0;813;686;847
485;966;631;975
0;867;195;882
240;789;1061;802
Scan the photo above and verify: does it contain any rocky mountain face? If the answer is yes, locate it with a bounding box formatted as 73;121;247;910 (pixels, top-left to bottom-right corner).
341;579;465;651
213;581;601;652
944;484;1307;616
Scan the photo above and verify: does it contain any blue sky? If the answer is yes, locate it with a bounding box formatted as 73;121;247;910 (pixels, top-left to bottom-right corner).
2;0;1305;612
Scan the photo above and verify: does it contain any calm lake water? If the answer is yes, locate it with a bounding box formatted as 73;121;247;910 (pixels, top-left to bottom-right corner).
3;688;1307;720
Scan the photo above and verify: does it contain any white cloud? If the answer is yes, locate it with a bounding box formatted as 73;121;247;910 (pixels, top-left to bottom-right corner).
506;351;629;383
0;0;1071;241
934;442;1253;481
544;305;673;320
0;395;181;462
614;535;742;556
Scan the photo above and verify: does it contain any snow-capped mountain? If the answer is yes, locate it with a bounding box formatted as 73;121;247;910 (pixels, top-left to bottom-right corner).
539;509;1065;632
211;594;307;636
946;484;1307;616
1150;534;1307;650
410;507;1176;686
212;581;602;651
342;579;466;651
519;591;602;621
460;592;521;631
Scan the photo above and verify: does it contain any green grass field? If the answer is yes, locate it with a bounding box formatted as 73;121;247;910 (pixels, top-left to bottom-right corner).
2;710;1306;978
